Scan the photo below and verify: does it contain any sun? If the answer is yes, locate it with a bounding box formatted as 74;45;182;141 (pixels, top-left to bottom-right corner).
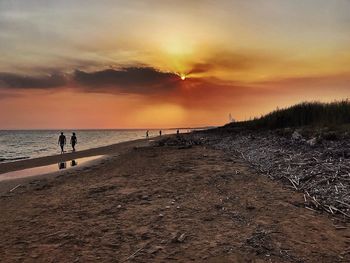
175;72;187;80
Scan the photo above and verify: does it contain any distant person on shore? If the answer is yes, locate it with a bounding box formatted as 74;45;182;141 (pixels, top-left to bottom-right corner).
177;129;179;135
70;132;77;152
159;130;162;136
58;132;66;154
146;130;149;138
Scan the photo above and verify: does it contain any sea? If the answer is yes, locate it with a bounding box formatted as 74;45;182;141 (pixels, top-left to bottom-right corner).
0;129;191;163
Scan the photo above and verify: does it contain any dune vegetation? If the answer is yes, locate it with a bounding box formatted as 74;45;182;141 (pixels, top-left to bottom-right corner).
227;100;350;130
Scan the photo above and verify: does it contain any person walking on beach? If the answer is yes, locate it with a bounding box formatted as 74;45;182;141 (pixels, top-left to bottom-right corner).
70;132;77;152
146;130;149;138
159;130;162;136
58;132;66;154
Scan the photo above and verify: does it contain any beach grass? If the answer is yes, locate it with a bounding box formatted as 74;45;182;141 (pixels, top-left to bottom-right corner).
227;100;350;130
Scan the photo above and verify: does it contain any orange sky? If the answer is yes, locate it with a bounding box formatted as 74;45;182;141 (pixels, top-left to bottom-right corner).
1;0;350;129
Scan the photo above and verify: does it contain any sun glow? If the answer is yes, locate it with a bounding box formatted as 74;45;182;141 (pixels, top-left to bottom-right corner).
180;74;186;80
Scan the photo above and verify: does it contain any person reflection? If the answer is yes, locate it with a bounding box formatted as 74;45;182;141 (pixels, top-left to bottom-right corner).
58;162;67;170
71;160;78;167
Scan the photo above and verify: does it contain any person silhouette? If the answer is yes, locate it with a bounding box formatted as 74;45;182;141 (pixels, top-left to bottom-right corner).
58;132;66;154
159;130;162;136
146;130;149;138
70;132;77;152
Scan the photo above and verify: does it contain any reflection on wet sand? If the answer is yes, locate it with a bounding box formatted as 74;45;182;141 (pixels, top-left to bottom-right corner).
0;156;102;182
58;160;78;170
58;162;67;170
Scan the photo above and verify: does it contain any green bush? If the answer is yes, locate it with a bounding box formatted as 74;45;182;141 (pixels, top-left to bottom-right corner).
227;100;350;130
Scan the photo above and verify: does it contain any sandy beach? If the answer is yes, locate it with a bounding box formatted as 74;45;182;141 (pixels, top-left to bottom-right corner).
0;135;349;262
0;138;152;194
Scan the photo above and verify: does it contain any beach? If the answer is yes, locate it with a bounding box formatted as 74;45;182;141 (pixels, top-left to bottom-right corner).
0;138;151;194
0;134;349;262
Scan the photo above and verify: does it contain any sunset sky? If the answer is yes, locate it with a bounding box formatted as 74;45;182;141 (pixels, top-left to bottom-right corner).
1;0;350;129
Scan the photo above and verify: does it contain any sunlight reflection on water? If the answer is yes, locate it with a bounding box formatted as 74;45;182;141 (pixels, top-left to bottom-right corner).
0;155;103;182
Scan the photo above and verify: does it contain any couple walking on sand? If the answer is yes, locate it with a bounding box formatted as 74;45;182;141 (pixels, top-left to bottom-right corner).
58;132;77;154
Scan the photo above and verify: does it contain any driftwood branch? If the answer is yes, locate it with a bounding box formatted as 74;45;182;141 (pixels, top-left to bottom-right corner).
10;184;21;192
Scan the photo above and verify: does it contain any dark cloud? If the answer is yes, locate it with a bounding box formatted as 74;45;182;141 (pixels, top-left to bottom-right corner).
0;72;66;89
0;67;182;95
73;67;181;94
186;50;276;76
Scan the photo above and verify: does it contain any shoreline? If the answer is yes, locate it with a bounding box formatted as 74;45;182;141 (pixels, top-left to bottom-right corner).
0;129;193;165
0;137;153;174
0;136;161;194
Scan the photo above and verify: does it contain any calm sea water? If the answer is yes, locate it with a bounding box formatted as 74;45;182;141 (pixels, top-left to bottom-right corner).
0;129;190;163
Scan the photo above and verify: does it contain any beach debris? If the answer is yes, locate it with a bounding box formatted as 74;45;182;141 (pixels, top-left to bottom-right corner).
177;233;186;243
123;243;148;262
153;136;201;148
10;184;21;192
198;129;350;219
171;232;187;243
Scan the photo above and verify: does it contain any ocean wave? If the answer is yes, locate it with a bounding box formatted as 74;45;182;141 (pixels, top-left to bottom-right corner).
0;156;30;162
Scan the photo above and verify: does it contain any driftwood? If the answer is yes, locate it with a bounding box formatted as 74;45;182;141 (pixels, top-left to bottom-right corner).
10;184;21;192
123;245;147;262
197;131;350;220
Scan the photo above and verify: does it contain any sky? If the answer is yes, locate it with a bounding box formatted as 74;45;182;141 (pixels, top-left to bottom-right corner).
0;0;350;129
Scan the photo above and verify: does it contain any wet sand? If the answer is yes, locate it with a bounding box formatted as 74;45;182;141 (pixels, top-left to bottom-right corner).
0;139;349;262
0;138;152;173
0;138;151;193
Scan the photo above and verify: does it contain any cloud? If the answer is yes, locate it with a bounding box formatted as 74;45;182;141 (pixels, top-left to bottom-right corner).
0;67;182;94
185;50;279;77
73;67;181;94
254;72;350;97
0;72;66;89
256;72;350;87
131;76;261;111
